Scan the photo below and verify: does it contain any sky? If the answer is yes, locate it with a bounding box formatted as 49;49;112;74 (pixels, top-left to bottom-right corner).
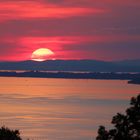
0;0;140;61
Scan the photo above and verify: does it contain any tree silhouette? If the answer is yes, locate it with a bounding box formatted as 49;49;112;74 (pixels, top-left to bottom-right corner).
0;126;22;140
96;94;140;140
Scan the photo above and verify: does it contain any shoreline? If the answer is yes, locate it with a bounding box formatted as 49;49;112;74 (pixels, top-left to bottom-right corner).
0;71;140;85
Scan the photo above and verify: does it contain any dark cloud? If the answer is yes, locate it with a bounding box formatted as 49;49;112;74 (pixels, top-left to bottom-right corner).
0;13;140;37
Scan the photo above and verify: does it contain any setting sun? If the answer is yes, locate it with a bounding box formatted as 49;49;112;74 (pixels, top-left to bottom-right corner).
31;48;54;62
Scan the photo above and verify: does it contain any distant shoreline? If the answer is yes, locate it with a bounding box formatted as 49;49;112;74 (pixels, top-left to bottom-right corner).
0;71;140;85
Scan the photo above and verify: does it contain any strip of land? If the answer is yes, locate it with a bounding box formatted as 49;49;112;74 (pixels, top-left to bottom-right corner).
0;71;140;85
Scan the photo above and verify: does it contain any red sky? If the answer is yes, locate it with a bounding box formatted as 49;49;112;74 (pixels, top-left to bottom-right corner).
0;0;140;61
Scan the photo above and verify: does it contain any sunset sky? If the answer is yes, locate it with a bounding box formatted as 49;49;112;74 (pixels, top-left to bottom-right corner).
0;0;140;61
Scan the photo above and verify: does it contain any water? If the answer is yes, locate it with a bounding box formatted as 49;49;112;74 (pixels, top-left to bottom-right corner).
0;77;140;140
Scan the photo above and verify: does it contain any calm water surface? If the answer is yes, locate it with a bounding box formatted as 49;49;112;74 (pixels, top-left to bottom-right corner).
0;77;140;140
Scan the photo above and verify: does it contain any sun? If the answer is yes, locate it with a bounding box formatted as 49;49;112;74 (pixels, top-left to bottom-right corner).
31;48;54;62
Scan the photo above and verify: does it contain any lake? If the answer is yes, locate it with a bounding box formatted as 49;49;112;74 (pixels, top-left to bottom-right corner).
0;77;140;140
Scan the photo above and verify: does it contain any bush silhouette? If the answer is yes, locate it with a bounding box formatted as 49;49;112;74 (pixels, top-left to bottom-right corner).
0;126;22;140
96;94;140;140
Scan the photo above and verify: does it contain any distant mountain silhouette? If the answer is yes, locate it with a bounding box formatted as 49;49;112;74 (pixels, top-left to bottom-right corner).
0;59;140;72
114;59;140;66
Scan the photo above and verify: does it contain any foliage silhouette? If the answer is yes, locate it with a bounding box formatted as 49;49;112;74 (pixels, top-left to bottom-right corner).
96;94;140;140
0;126;22;140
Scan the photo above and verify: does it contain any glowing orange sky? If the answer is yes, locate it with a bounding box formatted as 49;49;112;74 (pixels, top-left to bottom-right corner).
0;0;140;61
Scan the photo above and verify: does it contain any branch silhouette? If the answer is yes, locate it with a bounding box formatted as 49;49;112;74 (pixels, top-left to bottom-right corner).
96;94;140;140
0;126;22;140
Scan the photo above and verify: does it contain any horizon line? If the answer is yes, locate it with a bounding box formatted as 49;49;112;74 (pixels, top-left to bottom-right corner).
0;58;140;63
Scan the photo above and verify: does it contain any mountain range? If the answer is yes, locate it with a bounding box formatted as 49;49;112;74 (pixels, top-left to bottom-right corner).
0;59;140;72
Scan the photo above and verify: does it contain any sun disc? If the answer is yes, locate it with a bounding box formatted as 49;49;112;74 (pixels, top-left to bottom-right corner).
31;48;54;62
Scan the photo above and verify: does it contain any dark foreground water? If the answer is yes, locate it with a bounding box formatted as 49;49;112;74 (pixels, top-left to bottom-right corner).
0;77;140;140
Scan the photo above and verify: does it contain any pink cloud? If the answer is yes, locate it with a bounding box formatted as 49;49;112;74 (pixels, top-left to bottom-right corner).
0;1;106;21
0;0;139;61
15;35;140;61
20;35;140;46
